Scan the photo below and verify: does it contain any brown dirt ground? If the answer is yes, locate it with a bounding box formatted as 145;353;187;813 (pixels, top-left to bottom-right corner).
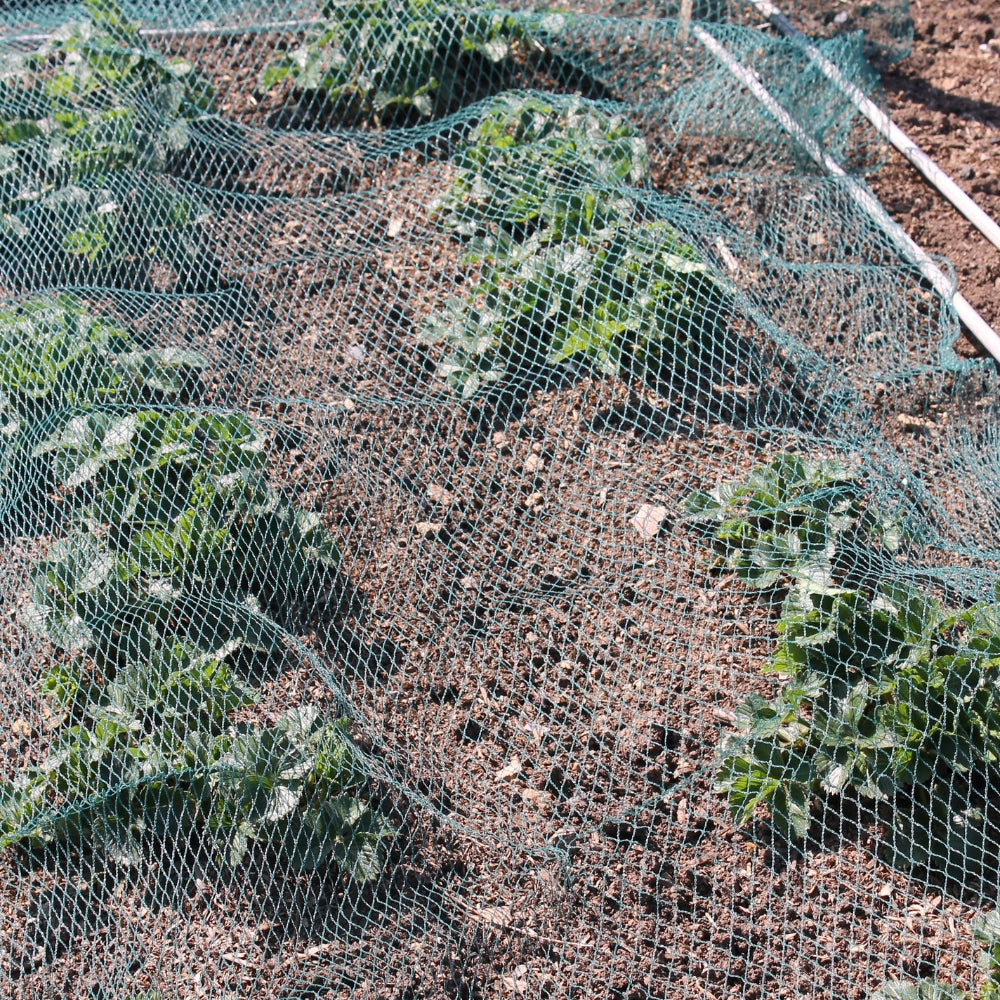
867;0;1000;351
2;5;999;1000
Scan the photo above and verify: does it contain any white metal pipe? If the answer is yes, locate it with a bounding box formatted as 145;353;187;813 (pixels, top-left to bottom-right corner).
744;0;1000;256
689;22;1000;364
3;18;316;46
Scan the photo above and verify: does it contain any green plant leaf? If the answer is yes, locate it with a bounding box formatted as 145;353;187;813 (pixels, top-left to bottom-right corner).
687;454;1000;862
872;981;969;1000
260;0;530;125
0;2;217;290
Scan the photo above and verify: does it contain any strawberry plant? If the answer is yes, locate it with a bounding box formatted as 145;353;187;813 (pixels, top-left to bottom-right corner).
0;637;392;880
1;0;213;175
421;89;727;398
259;0;545;126
206;703;393;877
0;0;218;289
686;456;1000;885
26;408;341;662
715;582;1000;845
420;216;727;399
0;292;207;439
681;452;907;592
0;292;208;531
433;91;650;238
2;301;392;882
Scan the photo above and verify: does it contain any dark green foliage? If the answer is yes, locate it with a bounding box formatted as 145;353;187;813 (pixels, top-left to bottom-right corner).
421;216;725;398
0;639;392;879
206;703;393;877
433;91;650;238
715;583;1000;845
0;0;217;288
2;299;392;882
0;292;209;530
0;635;257;851
260;0;550;125
0;292;207;438
685;455;1000;884
681;452;907;591
421;91;727;398
27;405;341;660
1;0;213;175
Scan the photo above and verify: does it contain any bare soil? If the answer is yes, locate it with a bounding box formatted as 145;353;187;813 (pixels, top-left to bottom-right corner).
1;5;998;1000
868;0;1000;351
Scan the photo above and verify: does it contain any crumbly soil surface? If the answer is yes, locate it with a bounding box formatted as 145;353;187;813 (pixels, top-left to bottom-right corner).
868;0;1000;349
1;5;998;1000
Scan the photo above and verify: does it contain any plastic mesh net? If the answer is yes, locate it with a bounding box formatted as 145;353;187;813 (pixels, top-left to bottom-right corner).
3;1;1000;998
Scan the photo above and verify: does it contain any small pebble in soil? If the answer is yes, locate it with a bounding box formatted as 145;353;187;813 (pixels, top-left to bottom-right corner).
427;483;454;505
631;504;669;539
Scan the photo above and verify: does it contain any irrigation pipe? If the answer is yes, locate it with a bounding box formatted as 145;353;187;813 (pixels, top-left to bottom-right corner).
690;22;1000;364
4;18;317;46
745;0;1000;256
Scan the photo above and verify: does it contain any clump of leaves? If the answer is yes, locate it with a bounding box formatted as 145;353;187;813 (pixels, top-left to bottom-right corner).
420;215;727;399
433;91;650;238
0;293;208;531
875;908;1000;1000
26;407;341;663
0;637;392;880
0;292;207;439
4;302;391;882
681;452;908;592
207;703;393;877
2;0;213;173
715;581;1000;845
686;455;1000;886
420;89;727;398
0;0;218;289
259;0;558;125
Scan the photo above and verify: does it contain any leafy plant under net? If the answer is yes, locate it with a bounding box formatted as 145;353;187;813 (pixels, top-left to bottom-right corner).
4;1;1000;999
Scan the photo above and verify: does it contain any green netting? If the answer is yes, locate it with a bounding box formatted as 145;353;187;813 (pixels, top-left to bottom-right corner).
5;1;1000;998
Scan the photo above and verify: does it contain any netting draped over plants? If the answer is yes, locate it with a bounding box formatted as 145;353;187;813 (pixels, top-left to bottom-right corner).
1;1;999;998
